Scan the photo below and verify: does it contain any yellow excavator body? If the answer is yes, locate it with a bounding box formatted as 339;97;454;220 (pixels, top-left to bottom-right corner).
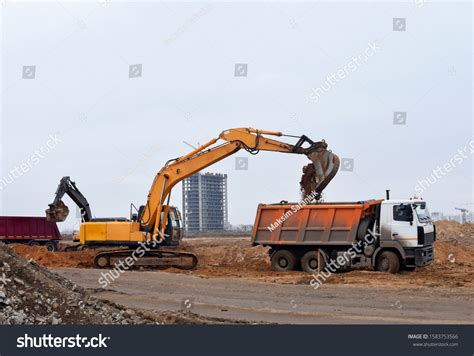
79;221;144;244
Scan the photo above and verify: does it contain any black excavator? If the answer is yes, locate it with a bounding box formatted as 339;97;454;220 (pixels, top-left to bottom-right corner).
46;176;92;223
46;176;129;224
46;176;128;250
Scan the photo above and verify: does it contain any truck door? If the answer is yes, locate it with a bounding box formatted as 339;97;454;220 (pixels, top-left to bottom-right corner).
390;204;418;246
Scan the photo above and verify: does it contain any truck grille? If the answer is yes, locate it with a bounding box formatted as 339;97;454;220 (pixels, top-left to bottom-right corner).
417;227;435;245
415;245;434;266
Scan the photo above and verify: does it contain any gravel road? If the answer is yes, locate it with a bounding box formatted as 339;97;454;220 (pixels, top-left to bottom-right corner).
55;268;473;324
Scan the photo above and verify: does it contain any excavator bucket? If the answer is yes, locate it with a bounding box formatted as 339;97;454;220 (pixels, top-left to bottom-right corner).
301;142;340;201
45;200;70;222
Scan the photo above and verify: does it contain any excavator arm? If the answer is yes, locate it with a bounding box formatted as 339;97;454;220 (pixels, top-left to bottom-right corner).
46;176;92;222
140;128;339;242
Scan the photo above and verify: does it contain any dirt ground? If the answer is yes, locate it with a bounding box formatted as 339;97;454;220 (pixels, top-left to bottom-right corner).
10;221;473;290
55;266;472;324
5;221;473;325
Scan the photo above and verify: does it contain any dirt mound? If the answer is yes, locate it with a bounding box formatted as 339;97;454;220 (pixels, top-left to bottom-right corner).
434;221;473;245
434;240;472;264
11;244;95;268
181;238;269;269
0;243;160;324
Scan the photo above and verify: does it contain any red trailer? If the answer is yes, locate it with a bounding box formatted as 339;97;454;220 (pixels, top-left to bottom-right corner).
0;216;61;251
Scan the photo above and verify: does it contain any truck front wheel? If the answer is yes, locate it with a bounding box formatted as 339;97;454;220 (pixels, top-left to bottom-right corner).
376;251;400;273
271;250;297;272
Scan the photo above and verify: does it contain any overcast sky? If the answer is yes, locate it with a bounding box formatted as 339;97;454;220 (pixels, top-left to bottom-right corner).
0;1;472;230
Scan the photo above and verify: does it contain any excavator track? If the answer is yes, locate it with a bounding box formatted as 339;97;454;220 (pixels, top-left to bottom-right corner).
93;249;198;270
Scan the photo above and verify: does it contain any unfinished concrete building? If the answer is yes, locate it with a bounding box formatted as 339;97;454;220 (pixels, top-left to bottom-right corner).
182;172;228;232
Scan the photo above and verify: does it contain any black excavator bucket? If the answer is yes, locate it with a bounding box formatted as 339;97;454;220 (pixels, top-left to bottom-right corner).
45;200;70;222
45;176;92;223
301;141;340;201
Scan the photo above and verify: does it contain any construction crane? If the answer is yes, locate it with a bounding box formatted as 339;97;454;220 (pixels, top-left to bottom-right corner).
49;128;340;269
455;207;470;224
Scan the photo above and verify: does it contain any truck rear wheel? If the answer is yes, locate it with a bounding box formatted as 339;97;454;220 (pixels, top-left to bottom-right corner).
28;241;40;247
301;251;326;273
271;250;297;272
376;251;400;273
46;241;57;252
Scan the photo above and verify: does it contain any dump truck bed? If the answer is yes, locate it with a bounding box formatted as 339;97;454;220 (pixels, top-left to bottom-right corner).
251;200;382;246
0;216;61;242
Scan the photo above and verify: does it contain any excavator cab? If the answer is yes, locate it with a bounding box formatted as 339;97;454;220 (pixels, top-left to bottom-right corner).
156;206;182;246
166;207;183;244
135;204;182;246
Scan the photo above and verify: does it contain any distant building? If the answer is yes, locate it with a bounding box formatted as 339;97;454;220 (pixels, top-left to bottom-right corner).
430;212;473;224
182;172;228;231
445;215;463;224
431;212;445;221
229;224;254;232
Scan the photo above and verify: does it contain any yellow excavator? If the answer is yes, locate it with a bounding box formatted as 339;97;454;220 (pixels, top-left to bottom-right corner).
47;128;339;269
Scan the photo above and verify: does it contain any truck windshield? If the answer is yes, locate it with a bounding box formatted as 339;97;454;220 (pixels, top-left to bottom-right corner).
414;202;431;223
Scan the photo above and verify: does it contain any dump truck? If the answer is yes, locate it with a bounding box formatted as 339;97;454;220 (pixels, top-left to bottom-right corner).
0;216;61;251
251;195;435;273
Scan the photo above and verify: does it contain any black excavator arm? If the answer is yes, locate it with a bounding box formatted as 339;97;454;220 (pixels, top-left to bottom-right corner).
46;176;92;222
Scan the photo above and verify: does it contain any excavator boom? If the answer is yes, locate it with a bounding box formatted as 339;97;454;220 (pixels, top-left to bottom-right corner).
73;127;338;271
140;128;339;242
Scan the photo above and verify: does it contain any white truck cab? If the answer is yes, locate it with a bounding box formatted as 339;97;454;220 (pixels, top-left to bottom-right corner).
379;199;435;268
